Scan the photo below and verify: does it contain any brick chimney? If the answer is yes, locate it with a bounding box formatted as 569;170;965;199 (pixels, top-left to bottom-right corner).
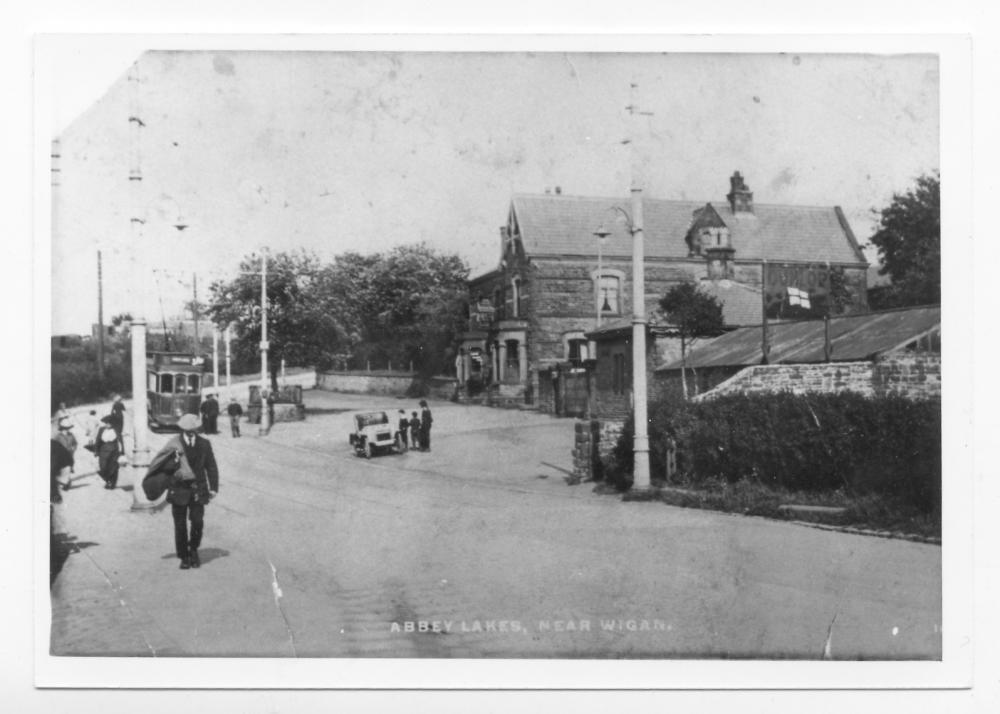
726;170;754;214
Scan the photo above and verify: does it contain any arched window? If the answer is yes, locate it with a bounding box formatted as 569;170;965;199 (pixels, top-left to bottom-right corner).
589;268;625;317
598;275;620;315
511;276;522;318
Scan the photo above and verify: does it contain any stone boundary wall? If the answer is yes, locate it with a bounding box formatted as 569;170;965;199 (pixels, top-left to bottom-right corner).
317;371;458;400
572;418;626;482
699;354;940;401
318;371;415;396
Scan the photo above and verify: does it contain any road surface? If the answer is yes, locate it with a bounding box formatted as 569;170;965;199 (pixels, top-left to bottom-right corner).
49;389;941;659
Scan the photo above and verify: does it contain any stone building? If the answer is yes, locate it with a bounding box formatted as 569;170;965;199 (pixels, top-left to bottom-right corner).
456;171;869;407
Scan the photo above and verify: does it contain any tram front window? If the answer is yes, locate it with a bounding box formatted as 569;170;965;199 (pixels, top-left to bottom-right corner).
188;375;200;394
175;374;188;394
160;373;174;394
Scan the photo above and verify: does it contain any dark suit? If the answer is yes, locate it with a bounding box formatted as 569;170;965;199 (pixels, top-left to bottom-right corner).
150;433;219;560
200;398;220;434
420;407;433;451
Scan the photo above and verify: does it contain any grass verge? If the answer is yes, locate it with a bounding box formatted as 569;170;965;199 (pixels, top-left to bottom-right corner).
603;477;940;542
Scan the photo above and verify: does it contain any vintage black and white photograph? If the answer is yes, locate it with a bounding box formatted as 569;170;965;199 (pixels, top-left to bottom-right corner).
36;34;968;690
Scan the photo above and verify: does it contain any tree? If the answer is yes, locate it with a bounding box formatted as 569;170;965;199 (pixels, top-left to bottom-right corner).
206;244;470;387
320;244;470;376
110;312;133;327
659;282;725;400
207;250;349;390
868;173;940;308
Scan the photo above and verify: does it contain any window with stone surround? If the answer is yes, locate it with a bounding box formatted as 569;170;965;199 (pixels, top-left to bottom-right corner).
590;268;625;317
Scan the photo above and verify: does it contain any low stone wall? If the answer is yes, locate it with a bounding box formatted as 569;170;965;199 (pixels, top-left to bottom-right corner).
571;418;626;482
699;354;941;401
317;371;458;400
318;371;416;395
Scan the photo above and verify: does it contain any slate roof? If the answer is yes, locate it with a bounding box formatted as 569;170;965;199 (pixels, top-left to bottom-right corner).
656;305;940;371
510;193;867;265
698;279;763;327
583;280;761;336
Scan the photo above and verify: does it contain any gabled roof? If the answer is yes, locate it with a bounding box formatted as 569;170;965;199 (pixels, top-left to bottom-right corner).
509;193;867;265
656;305;940;371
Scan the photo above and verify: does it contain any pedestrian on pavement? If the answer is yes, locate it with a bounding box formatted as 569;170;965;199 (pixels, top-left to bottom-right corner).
200;393;220;435
266;389;276;430
109;394;126;452
409;411;421;450
397;409;409;450
95;416;121;489
50;438;73;504
81;409;100;449
226;397;244;437
55;402;71;422
54;417;78;489
155;413;219;570
419;400;433;452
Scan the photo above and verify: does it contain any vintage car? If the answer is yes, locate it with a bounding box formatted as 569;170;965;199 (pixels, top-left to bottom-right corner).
348;411;402;458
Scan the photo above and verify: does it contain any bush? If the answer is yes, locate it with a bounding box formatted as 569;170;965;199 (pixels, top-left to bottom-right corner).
609;392;941;514
51;358;131;413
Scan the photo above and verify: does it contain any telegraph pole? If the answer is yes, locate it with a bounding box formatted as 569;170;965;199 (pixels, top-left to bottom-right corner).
626;82;651;492
97;250;105;380
192;272;199;353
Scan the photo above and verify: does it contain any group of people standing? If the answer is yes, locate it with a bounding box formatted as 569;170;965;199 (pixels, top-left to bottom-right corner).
397;399;433;452
199;393;246;438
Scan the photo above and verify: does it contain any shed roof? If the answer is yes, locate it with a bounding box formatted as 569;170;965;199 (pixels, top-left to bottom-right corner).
656;305;941;371
510;193;867;265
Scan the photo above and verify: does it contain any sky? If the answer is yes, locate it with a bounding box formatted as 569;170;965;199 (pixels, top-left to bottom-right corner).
49;48;939;335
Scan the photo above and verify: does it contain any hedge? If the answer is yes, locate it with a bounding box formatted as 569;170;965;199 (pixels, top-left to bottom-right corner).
607;392;941;513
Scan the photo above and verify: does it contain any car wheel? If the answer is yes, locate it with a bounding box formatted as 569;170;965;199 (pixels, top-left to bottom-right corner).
363;440;373;459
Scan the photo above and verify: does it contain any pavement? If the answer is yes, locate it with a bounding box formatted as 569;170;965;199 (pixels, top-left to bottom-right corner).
47;388;942;662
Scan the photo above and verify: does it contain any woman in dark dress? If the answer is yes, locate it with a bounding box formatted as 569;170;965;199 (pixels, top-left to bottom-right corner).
96;416;121;489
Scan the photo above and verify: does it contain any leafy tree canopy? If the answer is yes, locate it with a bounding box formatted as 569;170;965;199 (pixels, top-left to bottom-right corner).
869;172;940;308
207;244;470;384
659;282;725;340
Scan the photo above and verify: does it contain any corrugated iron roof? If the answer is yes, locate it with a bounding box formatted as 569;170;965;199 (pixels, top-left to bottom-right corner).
656;305;941;371
510;193;867;265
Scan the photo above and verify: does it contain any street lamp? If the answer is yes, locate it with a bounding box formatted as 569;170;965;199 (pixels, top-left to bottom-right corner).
598;198;651;493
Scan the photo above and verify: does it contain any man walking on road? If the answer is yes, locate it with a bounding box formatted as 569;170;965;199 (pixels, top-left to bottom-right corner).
148;413;219;570
226;397;244;437
200;394;220;435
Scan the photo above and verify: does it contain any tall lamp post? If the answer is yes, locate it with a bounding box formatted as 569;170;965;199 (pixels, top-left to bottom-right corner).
627;187;651;491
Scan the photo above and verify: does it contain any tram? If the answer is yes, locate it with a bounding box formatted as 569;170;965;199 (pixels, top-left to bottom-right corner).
146;351;206;432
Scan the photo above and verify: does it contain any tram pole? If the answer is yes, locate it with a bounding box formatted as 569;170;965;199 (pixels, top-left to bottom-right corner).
225;325;232;387
259;249;270;435
212;326;219;393
126;60;154;511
